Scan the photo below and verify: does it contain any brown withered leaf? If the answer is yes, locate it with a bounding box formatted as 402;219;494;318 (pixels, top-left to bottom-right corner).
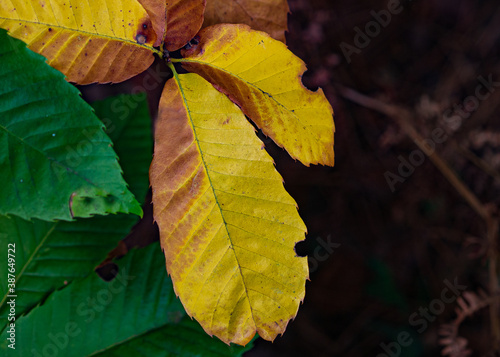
165;0;207;51
203;0;289;42
138;0;168;46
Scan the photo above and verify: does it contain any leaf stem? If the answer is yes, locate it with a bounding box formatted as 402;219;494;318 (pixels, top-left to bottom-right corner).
167;61;176;74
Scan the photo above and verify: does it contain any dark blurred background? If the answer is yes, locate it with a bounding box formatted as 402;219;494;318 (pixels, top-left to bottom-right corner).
82;0;500;355
246;0;500;356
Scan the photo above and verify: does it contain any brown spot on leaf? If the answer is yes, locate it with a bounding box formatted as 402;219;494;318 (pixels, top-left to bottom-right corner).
135;17;156;45
136;34;147;44
68;192;76;218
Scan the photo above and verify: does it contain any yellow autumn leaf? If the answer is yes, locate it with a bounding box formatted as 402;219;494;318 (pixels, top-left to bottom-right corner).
203;0;289;43
179;24;335;167
0;0;158;84
150;71;308;345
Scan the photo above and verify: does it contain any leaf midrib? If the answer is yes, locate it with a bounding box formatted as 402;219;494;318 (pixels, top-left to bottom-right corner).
170;67;257;330
0;122;114;199
0;16;161;56
176;58;326;141
0;221;58;313
87;319;186;356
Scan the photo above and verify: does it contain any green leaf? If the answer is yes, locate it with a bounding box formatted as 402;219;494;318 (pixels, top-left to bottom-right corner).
0;214;137;328
0;29;141;221
0;243;253;356
91;93;153;206
94;317;255;357
0;92;153;329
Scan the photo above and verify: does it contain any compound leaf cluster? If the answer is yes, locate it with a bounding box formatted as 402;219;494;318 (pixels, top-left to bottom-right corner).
0;0;335;346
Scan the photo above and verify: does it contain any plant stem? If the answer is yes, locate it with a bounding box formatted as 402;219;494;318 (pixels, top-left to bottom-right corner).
337;84;500;345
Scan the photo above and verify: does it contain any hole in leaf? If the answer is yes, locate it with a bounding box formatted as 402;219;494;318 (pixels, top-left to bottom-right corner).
95;263;119;282
294;240;308;257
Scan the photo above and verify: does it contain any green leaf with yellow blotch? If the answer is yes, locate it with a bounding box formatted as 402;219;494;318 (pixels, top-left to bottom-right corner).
0;91;153;328
150;71;309;345
0;30;142;220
